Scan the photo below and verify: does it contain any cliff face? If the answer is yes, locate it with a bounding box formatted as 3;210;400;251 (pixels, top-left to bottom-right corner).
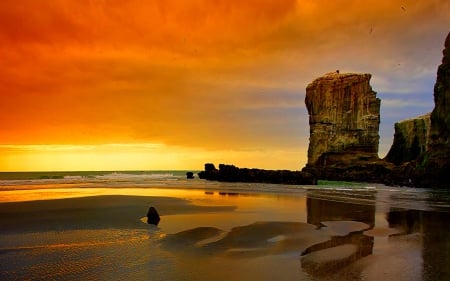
427;33;450;161
305;73;381;166
385;113;431;165
417;32;450;188
430;32;450;147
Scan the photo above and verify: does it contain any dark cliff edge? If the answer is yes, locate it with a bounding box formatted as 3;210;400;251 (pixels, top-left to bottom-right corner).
413;31;450;188
381;32;450;188
198;163;317;185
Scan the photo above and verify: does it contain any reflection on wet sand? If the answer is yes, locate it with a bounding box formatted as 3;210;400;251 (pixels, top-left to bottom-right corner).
2;180;449;280
306;190;376;227
160;190;378;278
157;188;449;280
387;209;450;280
300;193;375;277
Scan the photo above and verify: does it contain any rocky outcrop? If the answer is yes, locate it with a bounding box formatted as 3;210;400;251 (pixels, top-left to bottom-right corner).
147;206;160;225
305;72;381;166
384;113;431;165
302;46;450;188
416;32;450;188
198;163;317;185
302;72;386;183
198;33;449;188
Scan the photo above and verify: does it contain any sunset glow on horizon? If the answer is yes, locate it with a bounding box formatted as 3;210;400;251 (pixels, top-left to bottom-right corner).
0;143;308;171
1;0;449;171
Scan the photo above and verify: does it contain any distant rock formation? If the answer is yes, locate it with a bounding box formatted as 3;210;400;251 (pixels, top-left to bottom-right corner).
305;73;381;166
198;163;317;185
385;113;431;165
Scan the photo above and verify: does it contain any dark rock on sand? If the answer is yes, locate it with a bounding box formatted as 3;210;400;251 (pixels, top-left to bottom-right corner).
186;172;194;179
147;206;160;225
198;163;316;185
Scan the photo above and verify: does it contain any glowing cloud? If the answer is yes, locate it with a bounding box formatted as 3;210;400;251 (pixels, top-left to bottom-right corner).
0;0;449;170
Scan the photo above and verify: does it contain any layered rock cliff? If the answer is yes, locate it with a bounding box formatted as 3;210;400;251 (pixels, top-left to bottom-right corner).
384;113;431;165
305;72;381;166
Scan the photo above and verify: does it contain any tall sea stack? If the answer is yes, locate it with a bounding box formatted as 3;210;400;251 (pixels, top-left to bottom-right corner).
305;73;381;166
303;72;388;182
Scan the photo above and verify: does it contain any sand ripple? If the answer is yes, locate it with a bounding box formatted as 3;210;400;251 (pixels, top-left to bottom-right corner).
160;220;373;259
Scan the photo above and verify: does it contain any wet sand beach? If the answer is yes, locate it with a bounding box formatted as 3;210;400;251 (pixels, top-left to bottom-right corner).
0;182;449;281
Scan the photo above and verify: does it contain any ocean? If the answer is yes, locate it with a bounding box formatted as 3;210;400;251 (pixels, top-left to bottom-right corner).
0;171;449;280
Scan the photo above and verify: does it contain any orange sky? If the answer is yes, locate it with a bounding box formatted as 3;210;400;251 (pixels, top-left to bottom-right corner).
0;0;449;171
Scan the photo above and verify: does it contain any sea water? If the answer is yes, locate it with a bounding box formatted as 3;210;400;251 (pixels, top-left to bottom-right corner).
0;171;449;280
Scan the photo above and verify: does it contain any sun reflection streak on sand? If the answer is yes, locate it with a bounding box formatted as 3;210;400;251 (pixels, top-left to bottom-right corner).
0;230;150;252
0;186;206;203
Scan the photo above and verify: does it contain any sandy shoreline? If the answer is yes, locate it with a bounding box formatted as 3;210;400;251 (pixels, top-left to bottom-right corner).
1;189;448;281
0;193;314;280
0;195;236;233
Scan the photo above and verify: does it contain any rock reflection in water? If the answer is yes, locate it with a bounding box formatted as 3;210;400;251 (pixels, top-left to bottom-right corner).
306;190;376;227
158;188;449;280
160;191;377;278
300;193;375;277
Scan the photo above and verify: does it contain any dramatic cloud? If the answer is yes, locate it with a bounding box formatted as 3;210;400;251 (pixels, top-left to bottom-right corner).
0;0;449;170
